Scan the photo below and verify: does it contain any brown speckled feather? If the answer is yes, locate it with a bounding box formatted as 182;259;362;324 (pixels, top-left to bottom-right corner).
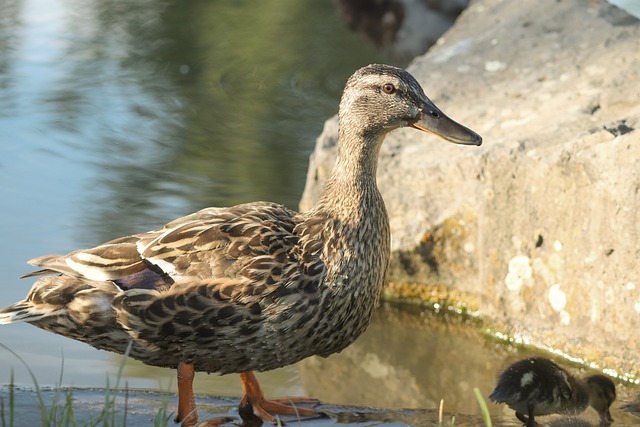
9;201;342;373
0;64;481;381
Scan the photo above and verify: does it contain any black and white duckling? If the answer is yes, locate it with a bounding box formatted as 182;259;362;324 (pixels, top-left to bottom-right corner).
489;357;616;427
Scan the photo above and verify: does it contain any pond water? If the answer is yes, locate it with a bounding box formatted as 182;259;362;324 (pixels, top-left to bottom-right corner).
1;1;639;426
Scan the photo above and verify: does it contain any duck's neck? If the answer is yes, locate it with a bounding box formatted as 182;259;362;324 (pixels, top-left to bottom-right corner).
315;129;386;220
566;377;590;414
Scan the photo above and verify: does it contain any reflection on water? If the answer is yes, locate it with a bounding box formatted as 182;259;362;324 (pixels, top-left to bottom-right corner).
302;303;519;420
304;303;637;425
301;303;499;415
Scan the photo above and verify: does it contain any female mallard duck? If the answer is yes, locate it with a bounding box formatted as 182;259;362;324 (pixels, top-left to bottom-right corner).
0;64;481;426
490;357;616;427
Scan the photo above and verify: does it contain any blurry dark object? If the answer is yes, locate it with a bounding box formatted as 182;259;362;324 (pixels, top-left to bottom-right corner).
334;0;470;59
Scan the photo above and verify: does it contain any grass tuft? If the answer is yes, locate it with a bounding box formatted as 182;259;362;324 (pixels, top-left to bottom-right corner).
0;341;173;427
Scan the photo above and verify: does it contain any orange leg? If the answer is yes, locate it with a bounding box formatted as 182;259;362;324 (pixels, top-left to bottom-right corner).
239;371;321;423
174;362;232;427
175;361;199;426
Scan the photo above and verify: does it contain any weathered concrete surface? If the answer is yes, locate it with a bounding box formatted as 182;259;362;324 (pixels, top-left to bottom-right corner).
300;0;640;379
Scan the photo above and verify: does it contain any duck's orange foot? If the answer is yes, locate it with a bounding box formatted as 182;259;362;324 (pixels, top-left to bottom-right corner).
240;395;322;423
194;418;235;426
239;372;324;424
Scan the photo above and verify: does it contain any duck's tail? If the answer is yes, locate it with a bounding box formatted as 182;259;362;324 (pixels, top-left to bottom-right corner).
0;274;76;323
1;274;181;369
0;275;120;326
0;300;55;324
488;387;515;404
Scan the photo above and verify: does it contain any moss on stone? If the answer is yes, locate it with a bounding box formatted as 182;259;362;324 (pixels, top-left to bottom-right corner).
382;280;482;321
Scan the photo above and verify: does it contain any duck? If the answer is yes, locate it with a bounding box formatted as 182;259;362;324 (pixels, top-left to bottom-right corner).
0;64;481;426
489;357;616;427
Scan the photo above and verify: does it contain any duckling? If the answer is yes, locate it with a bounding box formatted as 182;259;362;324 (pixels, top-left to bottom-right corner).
489;357;616;427
0;64;481;426
585;374;616;425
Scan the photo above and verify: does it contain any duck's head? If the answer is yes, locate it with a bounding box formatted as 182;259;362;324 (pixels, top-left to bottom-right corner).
339;64;482;146
585;374;616;424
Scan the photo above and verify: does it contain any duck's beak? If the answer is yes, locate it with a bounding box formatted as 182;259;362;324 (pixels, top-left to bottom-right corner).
410;99;482;146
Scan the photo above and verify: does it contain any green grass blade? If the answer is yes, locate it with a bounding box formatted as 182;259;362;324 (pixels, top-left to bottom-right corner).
473;388;492;427
1;368;17;427
47;353;66;425
9;369;14;427
0;343;51;426
122;383;129;427
1;340;172;427
63;390;77;427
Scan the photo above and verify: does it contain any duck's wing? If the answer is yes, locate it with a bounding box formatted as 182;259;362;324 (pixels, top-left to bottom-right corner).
24;236;149;281
23;202;312;291
9;202;329;370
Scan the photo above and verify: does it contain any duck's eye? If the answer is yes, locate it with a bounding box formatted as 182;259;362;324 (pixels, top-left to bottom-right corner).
382;83;397;94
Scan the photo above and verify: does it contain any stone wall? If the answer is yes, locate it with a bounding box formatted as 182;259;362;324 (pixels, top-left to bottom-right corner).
300;0;640;378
